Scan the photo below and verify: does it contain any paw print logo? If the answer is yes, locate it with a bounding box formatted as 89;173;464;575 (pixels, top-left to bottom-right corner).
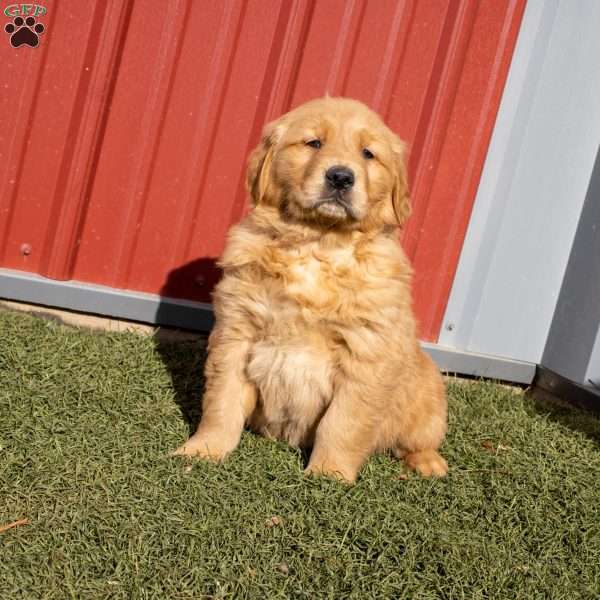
4;16;45;48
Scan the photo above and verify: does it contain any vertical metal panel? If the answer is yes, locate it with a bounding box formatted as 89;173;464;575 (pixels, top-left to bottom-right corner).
541;146;600;386
440;0;600;363
586;329;600;387
0;0;132;277
1;0;524;340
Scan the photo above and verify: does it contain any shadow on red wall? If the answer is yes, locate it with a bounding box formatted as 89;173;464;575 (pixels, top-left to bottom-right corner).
157;257;222;306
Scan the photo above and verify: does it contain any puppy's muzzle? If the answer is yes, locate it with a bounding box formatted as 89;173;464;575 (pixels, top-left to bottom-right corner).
313;165;358;220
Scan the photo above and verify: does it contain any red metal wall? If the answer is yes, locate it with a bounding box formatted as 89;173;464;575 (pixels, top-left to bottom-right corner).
0;0;525;340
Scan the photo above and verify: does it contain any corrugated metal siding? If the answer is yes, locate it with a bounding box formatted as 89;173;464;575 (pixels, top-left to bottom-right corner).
0;0;525;340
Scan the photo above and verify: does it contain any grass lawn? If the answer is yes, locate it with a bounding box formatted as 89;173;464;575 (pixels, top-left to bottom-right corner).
1;307;599;599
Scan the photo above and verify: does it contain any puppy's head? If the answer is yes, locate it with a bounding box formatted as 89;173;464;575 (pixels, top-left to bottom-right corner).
246;97;410;230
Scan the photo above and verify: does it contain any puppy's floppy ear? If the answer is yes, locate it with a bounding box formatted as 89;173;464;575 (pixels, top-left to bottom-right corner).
246;119;284;206
390;138;411;227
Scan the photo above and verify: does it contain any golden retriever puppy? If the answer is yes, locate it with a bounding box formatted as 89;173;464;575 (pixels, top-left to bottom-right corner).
174;97;448;482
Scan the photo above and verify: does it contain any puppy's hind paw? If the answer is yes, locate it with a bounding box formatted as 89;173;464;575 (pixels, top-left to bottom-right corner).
403;449;448;477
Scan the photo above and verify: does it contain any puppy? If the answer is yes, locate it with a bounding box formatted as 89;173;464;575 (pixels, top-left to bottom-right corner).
175;97;448;482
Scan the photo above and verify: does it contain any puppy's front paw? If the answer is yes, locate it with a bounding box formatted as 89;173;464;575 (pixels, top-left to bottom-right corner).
404;449;448;477
304;460;357;484
172;433;232;462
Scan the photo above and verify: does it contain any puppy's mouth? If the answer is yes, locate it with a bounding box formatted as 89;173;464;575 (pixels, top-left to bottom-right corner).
313;192;358;220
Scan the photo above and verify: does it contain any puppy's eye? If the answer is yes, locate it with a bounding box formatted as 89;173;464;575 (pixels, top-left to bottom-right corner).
306;139;322;149
362;148;375;160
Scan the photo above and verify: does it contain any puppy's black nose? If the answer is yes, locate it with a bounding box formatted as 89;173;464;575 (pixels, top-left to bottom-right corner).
326;166;355;190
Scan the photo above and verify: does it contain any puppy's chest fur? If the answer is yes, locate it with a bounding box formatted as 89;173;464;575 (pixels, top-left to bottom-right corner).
219;226;409;447
276;242;359;311
247;242;356;446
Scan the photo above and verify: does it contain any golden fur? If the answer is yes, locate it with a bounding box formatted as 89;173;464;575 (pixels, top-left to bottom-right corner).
174;97;448;482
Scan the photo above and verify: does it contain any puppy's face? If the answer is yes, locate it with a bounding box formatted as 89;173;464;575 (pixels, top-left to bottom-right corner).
247;98;410;230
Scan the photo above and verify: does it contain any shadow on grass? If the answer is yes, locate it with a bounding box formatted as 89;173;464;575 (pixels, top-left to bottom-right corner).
154;330;207;435
154;258;220;436
526;388;600;447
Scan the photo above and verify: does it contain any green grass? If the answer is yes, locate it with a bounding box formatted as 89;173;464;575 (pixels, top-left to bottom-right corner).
1;308;599;599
